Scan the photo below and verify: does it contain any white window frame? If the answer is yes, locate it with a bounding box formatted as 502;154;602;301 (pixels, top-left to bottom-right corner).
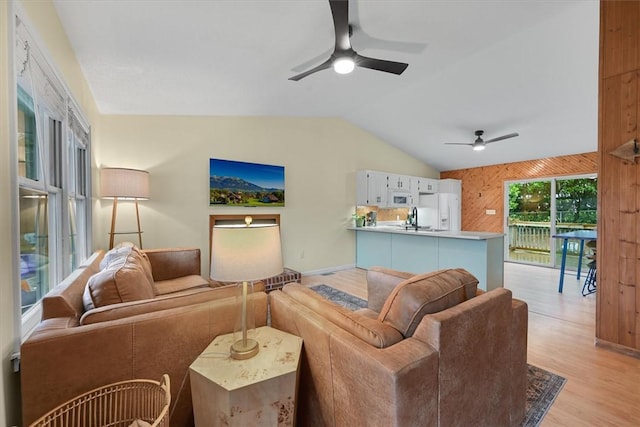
12;4;93;341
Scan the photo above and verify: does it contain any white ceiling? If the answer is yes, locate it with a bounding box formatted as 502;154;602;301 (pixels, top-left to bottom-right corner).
52;0;600;171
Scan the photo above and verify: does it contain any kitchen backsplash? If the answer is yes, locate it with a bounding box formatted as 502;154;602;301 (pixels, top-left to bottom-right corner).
356;206;408;222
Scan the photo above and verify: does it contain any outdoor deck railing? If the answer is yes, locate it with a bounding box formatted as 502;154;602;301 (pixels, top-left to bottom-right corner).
508;221;596;255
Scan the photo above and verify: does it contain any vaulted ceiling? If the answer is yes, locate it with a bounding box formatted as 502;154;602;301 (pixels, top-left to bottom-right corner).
53;0;600;171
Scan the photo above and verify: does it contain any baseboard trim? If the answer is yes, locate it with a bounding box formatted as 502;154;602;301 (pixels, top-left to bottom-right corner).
301;264;356;277
595;338;640;360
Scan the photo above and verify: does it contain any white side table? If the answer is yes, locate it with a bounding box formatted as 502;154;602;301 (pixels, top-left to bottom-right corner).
190;326;302;426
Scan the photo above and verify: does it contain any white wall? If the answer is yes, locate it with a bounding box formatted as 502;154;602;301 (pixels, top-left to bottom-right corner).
94;115;437;275
1;2;18;425
1;1;99;425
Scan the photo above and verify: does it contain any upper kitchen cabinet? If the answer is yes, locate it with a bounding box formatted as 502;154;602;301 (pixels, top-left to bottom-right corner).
413;177;438;194
387;174;411;191
356;170;388;206
357;170;452;207
410;176;437;207
438;179;461;196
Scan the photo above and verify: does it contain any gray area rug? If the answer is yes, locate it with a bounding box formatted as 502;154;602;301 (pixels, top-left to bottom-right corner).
310;284;567;427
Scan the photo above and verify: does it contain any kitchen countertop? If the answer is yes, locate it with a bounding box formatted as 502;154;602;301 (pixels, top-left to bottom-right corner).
348;225;504;240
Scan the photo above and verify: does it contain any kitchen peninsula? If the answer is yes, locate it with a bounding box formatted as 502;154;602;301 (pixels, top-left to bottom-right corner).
350;225;504;291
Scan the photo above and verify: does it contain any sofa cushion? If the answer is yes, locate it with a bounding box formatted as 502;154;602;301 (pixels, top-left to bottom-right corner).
366;267;415;313
153;275;210;295
282;284;403;348
83;247;156;310
100;244;155;287
80;286;238;325
377;268;478;337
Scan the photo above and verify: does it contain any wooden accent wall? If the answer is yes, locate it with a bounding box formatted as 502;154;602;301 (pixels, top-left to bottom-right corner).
440;153;597;233
597;1;640;353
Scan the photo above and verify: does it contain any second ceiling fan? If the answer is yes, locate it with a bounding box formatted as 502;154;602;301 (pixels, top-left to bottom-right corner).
289;0;409;81
445;130;519;151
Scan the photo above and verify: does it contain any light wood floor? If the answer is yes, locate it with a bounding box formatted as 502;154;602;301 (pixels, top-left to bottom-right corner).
301;263;640;426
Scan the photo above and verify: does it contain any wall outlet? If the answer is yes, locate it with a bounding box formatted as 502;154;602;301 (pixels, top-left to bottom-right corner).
486;209;497;215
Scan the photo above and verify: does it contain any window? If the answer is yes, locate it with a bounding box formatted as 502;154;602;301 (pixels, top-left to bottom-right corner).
67;107;90;271
14;15;92;331
17;86;38;181
19;188;49;314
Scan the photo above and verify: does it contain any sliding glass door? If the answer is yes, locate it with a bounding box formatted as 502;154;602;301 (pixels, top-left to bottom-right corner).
506;180;553;265
505;175;597;270
553;177;597;271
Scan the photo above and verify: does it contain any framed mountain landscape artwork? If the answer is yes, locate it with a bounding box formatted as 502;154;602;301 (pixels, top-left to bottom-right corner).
209;158;285;207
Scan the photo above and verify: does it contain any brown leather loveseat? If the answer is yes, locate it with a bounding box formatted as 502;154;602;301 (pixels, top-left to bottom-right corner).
20;245;268;427
270;267;528;426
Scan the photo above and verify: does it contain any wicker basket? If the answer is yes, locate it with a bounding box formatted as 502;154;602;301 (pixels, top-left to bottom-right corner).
29;374;171;427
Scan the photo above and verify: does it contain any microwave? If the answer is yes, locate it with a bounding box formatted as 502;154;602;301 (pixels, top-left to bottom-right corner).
387;190;412;207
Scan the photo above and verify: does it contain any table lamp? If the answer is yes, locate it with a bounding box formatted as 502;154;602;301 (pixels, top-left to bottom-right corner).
210;222;283;359
101;167;150;249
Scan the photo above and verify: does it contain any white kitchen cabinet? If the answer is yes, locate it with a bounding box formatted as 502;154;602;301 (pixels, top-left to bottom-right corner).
411;176;438;195
421;178;439;194
387;174;411;191
356;170;388;206
357;170;453;207
410;176;420;207
439;179;461;196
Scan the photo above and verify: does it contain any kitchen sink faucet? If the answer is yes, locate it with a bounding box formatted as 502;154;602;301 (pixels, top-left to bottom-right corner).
412;206;418;231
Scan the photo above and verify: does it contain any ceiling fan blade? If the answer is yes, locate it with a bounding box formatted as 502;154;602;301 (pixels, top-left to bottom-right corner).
349;1;427;54
352;31;428;54
444;143;474;146
329;0;351;51
354;53;408;75
484;132;519;144
290;48;334;73
288;58;333;81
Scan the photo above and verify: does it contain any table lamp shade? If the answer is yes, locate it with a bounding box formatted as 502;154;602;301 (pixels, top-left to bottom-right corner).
210;225;283;282
101;168;150;200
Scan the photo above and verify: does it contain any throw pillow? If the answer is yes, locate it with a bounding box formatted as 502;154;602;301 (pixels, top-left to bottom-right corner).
377;268;478;337
83;248;155;311
131;246;155;287
99;242;136;269
101;244;154;284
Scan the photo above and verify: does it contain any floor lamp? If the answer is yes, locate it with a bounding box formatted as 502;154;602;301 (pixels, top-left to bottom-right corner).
101;167;150;249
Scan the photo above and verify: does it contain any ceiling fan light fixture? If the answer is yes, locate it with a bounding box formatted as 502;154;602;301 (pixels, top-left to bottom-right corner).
333;57;355;74
473;144;486;152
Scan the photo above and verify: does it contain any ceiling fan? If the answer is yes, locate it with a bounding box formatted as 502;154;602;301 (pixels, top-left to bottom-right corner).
445;130;519;151
288;0;409;81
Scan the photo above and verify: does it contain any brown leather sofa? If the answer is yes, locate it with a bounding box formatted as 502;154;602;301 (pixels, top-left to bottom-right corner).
20;245;268;427
270;267;528;426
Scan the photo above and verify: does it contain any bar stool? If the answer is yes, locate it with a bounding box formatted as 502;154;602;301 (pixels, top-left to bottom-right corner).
582;239;596;296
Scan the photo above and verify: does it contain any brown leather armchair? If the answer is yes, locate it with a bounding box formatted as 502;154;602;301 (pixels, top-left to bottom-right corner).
270;267;528;426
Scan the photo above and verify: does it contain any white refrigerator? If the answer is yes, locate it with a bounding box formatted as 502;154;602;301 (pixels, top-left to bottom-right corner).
418;193;461;231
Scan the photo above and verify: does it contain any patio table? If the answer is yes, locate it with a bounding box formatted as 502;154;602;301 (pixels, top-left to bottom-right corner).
552;230;597;293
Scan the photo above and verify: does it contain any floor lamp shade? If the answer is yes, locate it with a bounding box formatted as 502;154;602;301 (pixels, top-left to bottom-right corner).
101;168;150;249
210;224;283;359
101;168;150;200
